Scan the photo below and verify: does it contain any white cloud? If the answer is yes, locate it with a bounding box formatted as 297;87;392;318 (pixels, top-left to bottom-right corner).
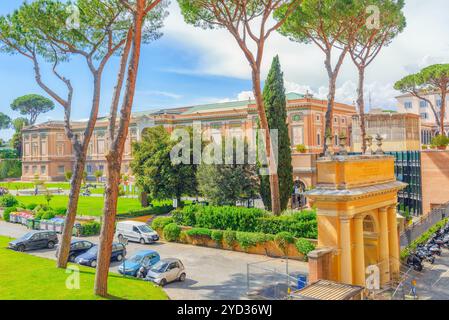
161;1;449;108
136;90;182;99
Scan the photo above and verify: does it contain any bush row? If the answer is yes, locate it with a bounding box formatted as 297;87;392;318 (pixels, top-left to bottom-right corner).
156;221;316;260
121;204;173;218
400;218;449;260
79;221;101;236
172;205;318;239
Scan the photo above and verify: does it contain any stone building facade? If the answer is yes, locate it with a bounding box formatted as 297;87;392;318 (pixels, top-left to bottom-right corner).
21;93;357;190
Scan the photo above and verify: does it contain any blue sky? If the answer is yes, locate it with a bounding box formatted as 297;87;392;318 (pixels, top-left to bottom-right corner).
1;0;449;141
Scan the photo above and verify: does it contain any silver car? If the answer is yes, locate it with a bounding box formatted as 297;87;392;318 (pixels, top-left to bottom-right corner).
145;258;186;286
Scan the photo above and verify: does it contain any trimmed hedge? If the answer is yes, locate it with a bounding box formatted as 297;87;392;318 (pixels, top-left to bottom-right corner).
274;232;295;254
163;223;181;242
124;205;173;218
185;228;212;238
235;231;274;250
151;217;174;230
174;205;317;239
223;229;236;247
401;218;449;260
80;221;101;236
295;238;316;261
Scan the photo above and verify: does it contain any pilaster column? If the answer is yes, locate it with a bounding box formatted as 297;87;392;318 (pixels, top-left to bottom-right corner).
388;205;400;279
339;216;353;284
353;215;366;286
379;207;391;284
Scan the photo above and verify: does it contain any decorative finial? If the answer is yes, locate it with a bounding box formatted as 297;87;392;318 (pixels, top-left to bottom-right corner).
365;135;373;155
338;132;348;156
375;134;384;155
324;129;333;157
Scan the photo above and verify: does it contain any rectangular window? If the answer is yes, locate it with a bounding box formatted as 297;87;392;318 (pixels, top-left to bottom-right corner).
420;113;428;120
419;100;427;108
58;166;65;174
57;143;64;156
24;166;29;173
404;101;413;109
31;143;38;156
41;166;46;175
86;165;93;174
437;99;442;107
32;166;37;174
317;133;321;146
97;140;105;154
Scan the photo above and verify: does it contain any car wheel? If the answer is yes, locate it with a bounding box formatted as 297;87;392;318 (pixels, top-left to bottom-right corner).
140;238;146;245
91;260;97;268
159;279;167;287
116;254;123;262
47;241;55;249
179;273;186;282
17;245;25;252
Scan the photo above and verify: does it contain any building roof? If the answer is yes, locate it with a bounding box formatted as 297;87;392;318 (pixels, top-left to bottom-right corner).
291;280;364;300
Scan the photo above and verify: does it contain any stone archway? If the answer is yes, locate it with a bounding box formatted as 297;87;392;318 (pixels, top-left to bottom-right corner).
293;179;307;209
361;214;379;272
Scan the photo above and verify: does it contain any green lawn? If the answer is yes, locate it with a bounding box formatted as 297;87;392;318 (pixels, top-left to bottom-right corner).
15;195;143;216
0;236;168;300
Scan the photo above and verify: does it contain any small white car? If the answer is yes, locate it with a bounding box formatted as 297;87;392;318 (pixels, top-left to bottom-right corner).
145;258;186;286
115;221;159;244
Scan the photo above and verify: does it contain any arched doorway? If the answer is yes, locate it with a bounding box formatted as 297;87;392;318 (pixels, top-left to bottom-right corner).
292;179;307;209
363;214;379;269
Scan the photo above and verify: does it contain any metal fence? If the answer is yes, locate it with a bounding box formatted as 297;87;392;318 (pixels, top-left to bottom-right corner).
400;201;449;248
246;258;308;300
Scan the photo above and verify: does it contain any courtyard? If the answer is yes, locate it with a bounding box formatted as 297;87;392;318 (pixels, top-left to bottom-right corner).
0;220;308;300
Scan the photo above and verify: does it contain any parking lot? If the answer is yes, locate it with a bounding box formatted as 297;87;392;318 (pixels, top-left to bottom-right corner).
0;220;308;300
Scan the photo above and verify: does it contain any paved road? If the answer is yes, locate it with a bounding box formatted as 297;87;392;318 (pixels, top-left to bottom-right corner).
0;220;308;300
414;249;449;300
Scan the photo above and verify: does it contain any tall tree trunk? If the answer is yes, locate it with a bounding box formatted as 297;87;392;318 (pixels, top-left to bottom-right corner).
441;89;446;136
57;74;102;268
324;73;337;154
95;2;144;296
251;69;281;216
56;153;84;267
357;67;367;153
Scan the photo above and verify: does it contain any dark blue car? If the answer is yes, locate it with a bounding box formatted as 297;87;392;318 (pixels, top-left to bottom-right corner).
55;239;94;262
118;249;160;276
75;243;126;268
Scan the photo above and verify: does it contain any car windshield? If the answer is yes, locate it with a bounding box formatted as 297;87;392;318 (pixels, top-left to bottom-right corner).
86;246;98;255
150;261;168;273
128;255;143;263
137;225;153;233
18;232;34;240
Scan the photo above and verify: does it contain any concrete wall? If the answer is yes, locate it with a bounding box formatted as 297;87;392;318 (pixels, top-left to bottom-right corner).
421;150;449;215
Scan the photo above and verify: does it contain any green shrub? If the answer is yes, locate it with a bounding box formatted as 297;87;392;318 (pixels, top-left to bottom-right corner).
179;230;188;243
211;230;224;244
236;232;273;250
185;227;212;238
80;221;101;236
0;194;18;208
295;238;316;261
255;211;318;239
431;134;449;147
151;217;174;231
274;232;295;254
41;211;56;220
163;223;181;242
53;207;67;215
2;206;16;222
223;229;236;247
26;203;38;210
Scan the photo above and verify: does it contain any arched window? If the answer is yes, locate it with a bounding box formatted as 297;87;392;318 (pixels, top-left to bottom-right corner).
363;215;375;233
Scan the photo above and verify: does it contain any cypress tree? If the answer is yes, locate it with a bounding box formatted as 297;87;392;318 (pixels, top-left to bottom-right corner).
260;56;293;211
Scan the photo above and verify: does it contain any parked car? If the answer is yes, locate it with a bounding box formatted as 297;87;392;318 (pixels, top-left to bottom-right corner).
115;221;159;244
8;230;58;252
118;249;160;276
144;258;186;286
75;243;126;268
55;239;95;262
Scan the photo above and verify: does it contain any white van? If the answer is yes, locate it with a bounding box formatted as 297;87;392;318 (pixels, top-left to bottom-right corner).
115;221;159;244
